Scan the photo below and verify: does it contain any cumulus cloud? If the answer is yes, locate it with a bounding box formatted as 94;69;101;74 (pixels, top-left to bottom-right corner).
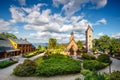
0;19;18;33
53;0;107;16
18;0;26;6
93;32;104;39
93;18;107;25
8;3;107;43
112;33;120;39
26;31;85;43
91;0;107;9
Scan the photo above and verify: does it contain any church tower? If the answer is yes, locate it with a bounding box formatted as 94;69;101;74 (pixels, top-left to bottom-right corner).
86;25;93;53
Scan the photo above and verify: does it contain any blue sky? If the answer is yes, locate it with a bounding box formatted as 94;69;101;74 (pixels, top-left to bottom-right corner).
0;0;120;43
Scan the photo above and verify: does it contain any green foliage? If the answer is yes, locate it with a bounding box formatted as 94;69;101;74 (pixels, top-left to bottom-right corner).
97;54;111;63
13;59;36;76
0;60;17;68
23;51;38;58
0;32;17;39
83;60;108;71
84;72;109;80
93;35;120;54
81;69;93;76
75;77;82;80
110;71;120;80
77;40;83;49
82;53;96;60
36;54;81;76
48;38;57;49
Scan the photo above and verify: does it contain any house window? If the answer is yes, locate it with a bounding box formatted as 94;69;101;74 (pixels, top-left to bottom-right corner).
89;35;91;37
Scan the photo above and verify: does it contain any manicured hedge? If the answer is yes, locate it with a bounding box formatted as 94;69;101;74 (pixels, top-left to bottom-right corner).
36;54;81;76
83;60;108;71
82;53;96;60
13;59;36;76
97;54;111;63
0;60;17;68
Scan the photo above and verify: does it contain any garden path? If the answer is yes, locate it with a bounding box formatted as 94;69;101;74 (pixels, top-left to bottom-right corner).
99;57;120;73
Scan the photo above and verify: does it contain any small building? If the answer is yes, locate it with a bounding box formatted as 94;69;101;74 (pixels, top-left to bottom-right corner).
9;38;35;54
0;37;35;59
0;37;20;58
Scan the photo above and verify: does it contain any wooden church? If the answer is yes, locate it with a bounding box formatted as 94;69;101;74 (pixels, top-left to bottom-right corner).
62;25;93;56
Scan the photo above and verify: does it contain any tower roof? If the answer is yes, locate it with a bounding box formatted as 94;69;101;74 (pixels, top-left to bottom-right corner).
86;25;93;32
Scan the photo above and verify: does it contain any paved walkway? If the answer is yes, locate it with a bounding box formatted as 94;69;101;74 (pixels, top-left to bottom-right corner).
99;57;120;73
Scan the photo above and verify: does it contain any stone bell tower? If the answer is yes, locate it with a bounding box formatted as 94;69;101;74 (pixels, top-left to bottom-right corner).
86;25;93;53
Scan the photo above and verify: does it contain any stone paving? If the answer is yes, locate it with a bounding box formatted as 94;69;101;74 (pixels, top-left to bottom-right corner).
99;57;120;73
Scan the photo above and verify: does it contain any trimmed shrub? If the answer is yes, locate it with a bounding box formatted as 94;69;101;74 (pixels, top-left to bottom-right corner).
36;54;81;76
82;53;96;60
81;69;93;76
83;60;108;71
110;71;120;80
0;60;17;68
13;59;36;76
84;72;108;80
97;54;111;63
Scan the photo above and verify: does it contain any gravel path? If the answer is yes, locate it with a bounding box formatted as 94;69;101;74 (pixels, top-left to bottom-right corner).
99;57;120;73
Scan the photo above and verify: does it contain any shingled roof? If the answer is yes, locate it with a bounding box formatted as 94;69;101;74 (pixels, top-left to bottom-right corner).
0;37;19;52
10;38;31;44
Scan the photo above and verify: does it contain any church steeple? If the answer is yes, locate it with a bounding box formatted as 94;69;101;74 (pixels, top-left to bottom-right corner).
70;32;74;41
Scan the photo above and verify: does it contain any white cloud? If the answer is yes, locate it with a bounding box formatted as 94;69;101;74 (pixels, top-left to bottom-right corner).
94;32;104;39
53;0;107;16
0;19;18;32
112;33;120;39
8;3;108;43
9;6;25;23
93;18;107;25
91;0;107;9
18;0;26;6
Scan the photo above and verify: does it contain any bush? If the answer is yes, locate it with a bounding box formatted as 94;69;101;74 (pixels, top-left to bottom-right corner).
83;60;108;71
75;77;82;80
81;69;93;76
97;54;110;63
36;54;81;76
84;72;108;80
82;53;96;60
110;71;120;80
0;60;17;68
13;59;36;76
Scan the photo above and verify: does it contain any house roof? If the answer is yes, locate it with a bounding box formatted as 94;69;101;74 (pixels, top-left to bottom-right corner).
0;37;19;52
10;38;31;44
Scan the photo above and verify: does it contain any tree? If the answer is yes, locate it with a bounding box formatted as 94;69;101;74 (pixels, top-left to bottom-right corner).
77;40;83;49
48;38;57;49
0;32;17;39
37;45;42;50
